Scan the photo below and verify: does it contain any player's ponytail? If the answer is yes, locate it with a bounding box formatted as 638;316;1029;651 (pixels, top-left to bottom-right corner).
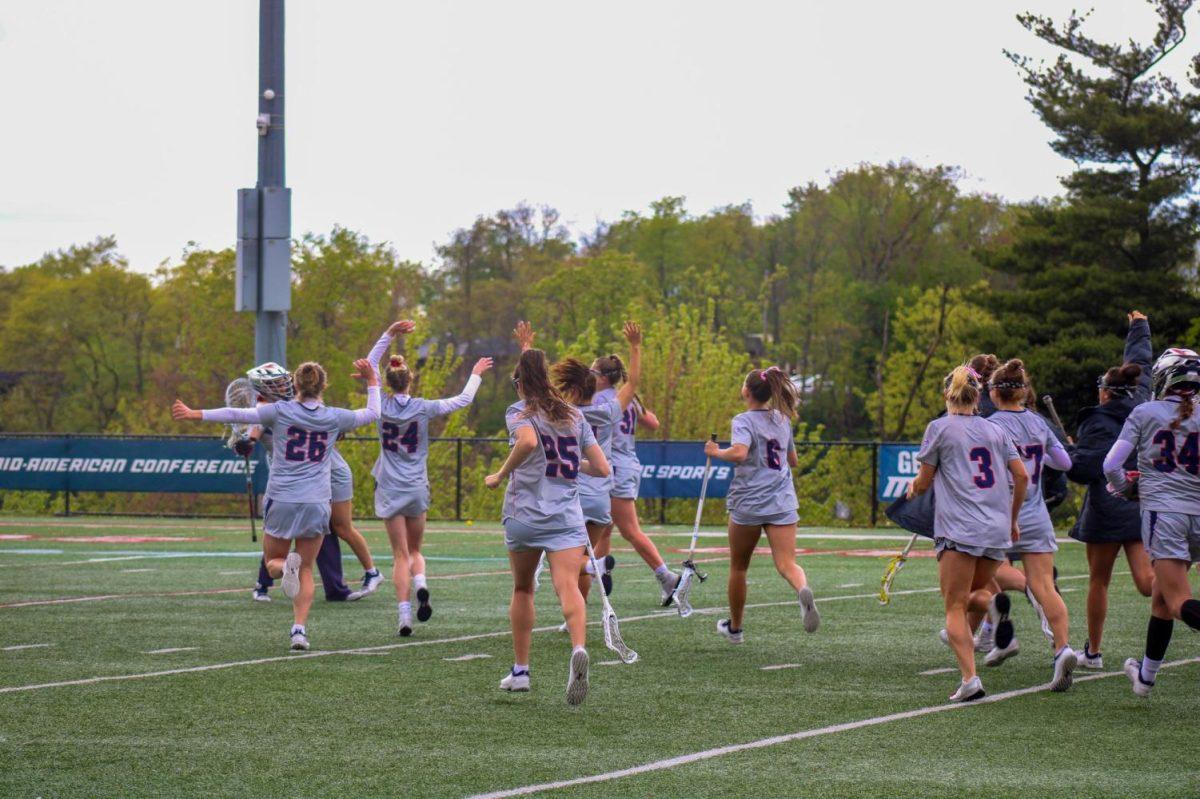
968;353;999;386
385;354;411;394
515;349;577;427
294;362;327;401
551;358;596;404
745;366;798;420
1170;389;1196;431
592;354;627;387
943;364;981;410
1099;362;1142;398
989;358;1028;404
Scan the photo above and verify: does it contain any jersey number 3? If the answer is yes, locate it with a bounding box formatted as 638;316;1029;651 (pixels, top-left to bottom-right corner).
969;447;996;488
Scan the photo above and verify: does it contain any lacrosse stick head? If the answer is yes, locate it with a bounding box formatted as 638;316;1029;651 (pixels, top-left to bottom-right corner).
224;378;257;448
674;565;696;618
877;556;907;605
603;609;639;664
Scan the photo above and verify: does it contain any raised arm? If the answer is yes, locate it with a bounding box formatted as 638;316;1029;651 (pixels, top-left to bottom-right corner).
1125;311;1152;402
514;321;535;353
173;399;264;425
615;321;642;411
432;358;493;416
344;358;382;428
368;320;415;369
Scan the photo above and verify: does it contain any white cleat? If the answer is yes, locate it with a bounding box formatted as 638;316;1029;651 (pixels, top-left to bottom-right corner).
500;668;531;692
1078;646;1104;670
398;609;414;638
659;571;681;606
1125;658;1153;698
252;588;271;603
716;618;744;644
974;625;994;653
948;675;985;703
566;648;589;706
798;587;820;633
281;552;302;599
985;638;1020;667
289;631;309;651
938;628;950;647
361;569;384;595
1049;647;1077;692
557;621;569;634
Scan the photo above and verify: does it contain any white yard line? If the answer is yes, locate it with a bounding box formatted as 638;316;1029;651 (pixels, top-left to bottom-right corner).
3;643;51;651
443;654;492;662
596;660;623;667
918;667;959;676
837;583;863;588
121;568;157;573
466;658;1200;799
144;647;198;655
759;663;803;671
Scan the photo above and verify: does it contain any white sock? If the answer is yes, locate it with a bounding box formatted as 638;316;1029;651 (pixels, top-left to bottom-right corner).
365;567;379;576
399;601;412;617
979;620;994;635
654;564;670;578
290;624;305;635
1140;656;1163;685
583;560;596;576
412;573;427;591
514;663;529;673
572;644;586;655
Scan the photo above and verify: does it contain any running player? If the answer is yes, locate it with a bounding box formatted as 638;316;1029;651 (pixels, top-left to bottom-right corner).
1067;311;1155;669
485;339;609;706
705;366;819;644
173;357;381;651
549;322;643;602
592;354;680;603
373;339;493;635
985;359;1077;690
908;365;1027;702
1105;348;1200;698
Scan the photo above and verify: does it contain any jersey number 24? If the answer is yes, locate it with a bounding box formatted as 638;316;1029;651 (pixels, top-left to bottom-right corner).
382;421;420;454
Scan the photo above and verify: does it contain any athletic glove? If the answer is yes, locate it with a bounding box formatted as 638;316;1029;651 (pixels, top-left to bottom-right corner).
233;437;255;457
1107;470;1140;501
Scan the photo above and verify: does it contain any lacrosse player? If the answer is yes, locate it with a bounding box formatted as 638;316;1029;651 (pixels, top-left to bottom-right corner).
372;320;493;635
908;365;1027;702
484;341;609;706
173;357;381;652
1067;311;1155;670
591;354;681;604
985;359;1077;690
548;322;644;603
703;366;818;644
1105;348;1200;698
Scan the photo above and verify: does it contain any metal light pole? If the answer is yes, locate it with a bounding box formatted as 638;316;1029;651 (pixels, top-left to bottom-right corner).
236;0;291;367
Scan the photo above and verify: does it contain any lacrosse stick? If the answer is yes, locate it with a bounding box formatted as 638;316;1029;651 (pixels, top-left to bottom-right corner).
584;540;638;664
877;533;918;605
1041;395;1074;445
225;378;259;542
671;434;717;618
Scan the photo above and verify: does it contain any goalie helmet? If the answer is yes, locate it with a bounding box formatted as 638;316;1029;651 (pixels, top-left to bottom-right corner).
1152;348;1200;399
247;362;294;402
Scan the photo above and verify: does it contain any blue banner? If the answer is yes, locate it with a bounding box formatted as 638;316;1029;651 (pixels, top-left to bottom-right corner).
633;441;734;499
0;437;268;494
877;443;921;501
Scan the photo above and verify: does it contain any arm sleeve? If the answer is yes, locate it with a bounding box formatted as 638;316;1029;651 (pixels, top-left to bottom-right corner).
916;423;940;467
202;406;265;424
367;330;393;368
730;416;752;448
430;374;482;417
1103;439;1136;486
1125;317;1153;402
1046;438;1072;471
341;385;381;430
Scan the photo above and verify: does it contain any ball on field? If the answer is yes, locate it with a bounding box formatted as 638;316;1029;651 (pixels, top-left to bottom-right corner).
466;520;474;526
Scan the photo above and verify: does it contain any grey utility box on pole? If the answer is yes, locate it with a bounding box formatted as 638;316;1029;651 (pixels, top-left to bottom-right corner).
235;0;290;368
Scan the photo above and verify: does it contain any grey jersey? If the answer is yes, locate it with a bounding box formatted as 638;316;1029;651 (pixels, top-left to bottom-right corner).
917;414;1019;549
595;387;639;465
1118;398;1200;514
257;400;362;503
502;401;598;530
986;410;1057;531
577;399;622;500
372;376;482;491
725;410;798;518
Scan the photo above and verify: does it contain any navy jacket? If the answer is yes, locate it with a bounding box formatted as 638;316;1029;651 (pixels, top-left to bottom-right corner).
1067;318;1153;543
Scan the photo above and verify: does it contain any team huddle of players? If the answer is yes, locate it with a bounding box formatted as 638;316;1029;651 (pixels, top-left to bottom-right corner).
170;310;1200;706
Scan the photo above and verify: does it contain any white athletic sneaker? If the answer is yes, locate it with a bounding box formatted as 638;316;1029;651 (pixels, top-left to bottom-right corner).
347;570;384;601
974;624;994;653
281;552;302;599
1125;658;1153;698
557;621;569;634
1078;646;1104;670
985;638;1020;667
659;571;681;606
252;588;271;603
500;668;531;692
566;648;589;706
798;587;820;633
716;618;744;644
938;628;950;647
398;609;413;637
289;631;309;651
948;676;985;703
1049;647;1078;692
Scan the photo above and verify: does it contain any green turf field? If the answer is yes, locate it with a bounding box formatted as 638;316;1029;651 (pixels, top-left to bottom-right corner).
0;516;1197;798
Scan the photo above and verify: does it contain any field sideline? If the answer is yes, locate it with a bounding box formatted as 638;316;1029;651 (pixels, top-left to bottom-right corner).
0;516;1197;798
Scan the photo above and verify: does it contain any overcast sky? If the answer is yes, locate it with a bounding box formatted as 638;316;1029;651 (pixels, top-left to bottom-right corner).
0;1;1171;273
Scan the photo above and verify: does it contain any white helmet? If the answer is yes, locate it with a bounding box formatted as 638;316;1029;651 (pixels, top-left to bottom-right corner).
247;362;294;401
1152;348;1200;399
